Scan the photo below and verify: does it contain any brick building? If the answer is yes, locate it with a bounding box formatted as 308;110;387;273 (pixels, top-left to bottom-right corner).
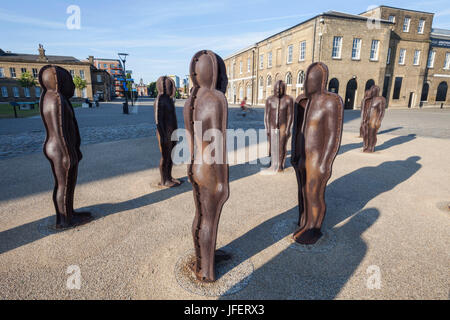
93;58;125;98
223;6;450;108
0;45;113;102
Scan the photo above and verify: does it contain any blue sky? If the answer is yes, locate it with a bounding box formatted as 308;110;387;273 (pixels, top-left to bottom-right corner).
1;0;449;83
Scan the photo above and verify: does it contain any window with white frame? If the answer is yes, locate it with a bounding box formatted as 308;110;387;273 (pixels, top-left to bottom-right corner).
387;47;391;64
80;70;85;79
247;58;251;72
388;15;395;23
21;68;27;74
268;52;272;68
427;50;435;68
24;87;30;97
10;67;16;78
403;17;410;32
239;61;243;74
32;68;38;78
352;38;361;60
399;49;406;65
35;87;41;97
0;68;4;78
1;87;7;97
370;40;380;61
413;50;421;65
259;54;264;69
297;71;305;85
287;45;293;64
299;41;306;61
258;77;263;98
418;19;425;34
82;88;87;98
70;70;75;77
13;87;19;97
332;36;342;59
444;52;450;69
267;75;272;87
286;72;292;85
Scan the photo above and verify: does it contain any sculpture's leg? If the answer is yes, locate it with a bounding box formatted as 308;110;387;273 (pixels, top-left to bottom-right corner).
158;140;181;188
293;164;327;244
50;154;90;229
367;125;378;153
293;162;306;227
278;133;288;171
191;183;228;282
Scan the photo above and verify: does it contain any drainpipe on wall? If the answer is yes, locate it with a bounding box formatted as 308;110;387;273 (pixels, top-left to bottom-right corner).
312;17;317;63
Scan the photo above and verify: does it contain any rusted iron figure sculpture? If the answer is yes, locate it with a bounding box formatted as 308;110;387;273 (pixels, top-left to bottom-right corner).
263;80;294;173
363;85;386;153
359;87;373;138
39;65;92;229
184;50;230;282
154;76;182;188
291;62;343;244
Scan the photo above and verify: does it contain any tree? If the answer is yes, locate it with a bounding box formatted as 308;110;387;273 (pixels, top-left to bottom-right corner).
18;71;36;89
147;82;157;98
73;75;87;98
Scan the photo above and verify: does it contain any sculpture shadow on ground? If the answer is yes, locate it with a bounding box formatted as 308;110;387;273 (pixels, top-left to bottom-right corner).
0;160;263;255
378;127;403;135
338;133;416;155
218;156;422;299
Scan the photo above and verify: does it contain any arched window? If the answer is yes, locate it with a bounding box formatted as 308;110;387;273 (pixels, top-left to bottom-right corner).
297;71;305;85
246;85;252;101
239;86;244;100
328;78;339;94
436;81;448;102
258;77;264;100
267;75;272;87
286;72;292;85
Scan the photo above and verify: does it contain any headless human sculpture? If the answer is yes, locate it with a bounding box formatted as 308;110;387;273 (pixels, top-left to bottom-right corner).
39;65;92;229
360;87;373;138
363;85;386;153
263;80;293;173
183;50;230;282
154;76;182;187
291;62;343;244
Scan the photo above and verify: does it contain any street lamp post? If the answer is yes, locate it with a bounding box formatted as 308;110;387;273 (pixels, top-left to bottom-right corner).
118;52;129;114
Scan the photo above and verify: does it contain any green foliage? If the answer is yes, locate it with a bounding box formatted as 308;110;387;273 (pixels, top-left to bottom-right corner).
18;71;36;88
175;90;181;99
73;76;87;90
147;82;157;98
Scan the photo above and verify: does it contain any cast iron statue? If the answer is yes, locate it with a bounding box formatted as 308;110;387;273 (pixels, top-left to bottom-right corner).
359;87;373;138
263;80;294;173
291;62;343;244
184;50;230;282
154;76;182;187
39;65;92;229
363;85;386;153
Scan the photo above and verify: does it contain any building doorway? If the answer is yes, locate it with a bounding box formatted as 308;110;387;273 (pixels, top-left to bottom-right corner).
420;83;429;102
345;78;357;109
408;92;414;108
436;81;448;102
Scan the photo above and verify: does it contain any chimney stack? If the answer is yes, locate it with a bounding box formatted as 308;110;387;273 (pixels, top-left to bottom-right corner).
88;55;94;65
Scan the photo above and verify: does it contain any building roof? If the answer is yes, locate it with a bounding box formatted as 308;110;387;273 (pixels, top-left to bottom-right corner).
359;5;434;15
0;51;81;63
431;28;450;39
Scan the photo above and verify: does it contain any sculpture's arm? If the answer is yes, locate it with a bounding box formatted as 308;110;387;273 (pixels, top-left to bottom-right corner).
156;98;169;143
286;98;294;138
264;99;270;136
320;99;343;174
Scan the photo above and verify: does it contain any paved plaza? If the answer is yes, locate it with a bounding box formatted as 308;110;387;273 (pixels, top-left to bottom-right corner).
0;99;449;299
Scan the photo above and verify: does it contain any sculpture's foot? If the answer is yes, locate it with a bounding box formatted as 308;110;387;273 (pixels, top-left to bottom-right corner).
188;250;230;283
363;148;374;153
56;211;93;229
260;166;280;175
292;227;323;245
158;178;182;188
